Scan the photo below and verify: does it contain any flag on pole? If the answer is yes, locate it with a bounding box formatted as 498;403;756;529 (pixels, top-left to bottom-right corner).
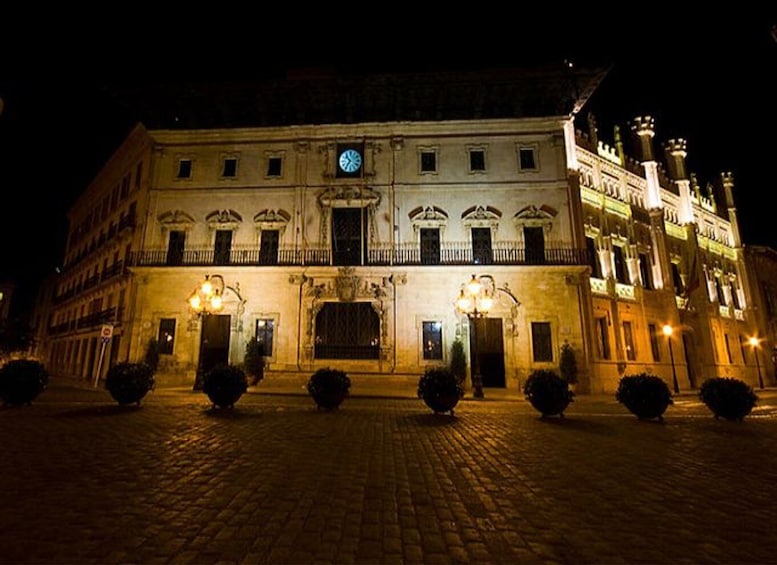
682;247;701;304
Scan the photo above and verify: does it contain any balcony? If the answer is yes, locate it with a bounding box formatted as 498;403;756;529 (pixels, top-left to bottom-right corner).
129;242;590;268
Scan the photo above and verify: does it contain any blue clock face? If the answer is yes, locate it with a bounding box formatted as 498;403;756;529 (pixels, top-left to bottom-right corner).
338;149;362;173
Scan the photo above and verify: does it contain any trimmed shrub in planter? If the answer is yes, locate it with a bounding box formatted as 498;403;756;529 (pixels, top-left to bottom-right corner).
105;362;155;406
203;364;248;409
307;368;351;410
616;373;673;421
244;340;265;386
0;359;49;406
417;366;463;415
449;340;467;388
699;377;758;421
523;369;574;418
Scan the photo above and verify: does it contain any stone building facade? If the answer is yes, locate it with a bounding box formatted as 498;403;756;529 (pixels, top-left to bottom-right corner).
39;68;770;393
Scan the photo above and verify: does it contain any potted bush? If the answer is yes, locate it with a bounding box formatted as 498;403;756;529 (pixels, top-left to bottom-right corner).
307;368;351;410
105;361;155;406
202;364;248;409
523;368;574;418
615;373;673;421
698;377;758;421
450;339;467;389
559;342;578;385
417;366;463;415
144;338;160;374
0;359;49;406
244;340;265;386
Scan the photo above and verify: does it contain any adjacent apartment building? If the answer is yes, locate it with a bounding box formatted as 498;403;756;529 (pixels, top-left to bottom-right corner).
39;66;771;393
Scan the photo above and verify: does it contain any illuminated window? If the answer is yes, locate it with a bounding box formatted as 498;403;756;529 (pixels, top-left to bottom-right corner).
255;319;275;356
157;318;176;355
623;321;636;361
422;321;443;360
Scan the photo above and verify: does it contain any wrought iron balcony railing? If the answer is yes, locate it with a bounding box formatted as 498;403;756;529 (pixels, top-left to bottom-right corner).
129;242;590;268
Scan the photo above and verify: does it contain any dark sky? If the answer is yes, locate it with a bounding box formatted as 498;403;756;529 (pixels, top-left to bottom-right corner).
1;14;775;314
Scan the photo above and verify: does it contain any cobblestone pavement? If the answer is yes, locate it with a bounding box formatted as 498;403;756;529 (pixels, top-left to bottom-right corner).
2;380;777;564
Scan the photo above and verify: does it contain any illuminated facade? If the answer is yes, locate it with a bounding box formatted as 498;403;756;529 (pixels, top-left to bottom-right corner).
40;69;771;393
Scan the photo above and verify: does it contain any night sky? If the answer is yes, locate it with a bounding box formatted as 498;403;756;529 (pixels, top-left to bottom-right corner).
1;15;775;315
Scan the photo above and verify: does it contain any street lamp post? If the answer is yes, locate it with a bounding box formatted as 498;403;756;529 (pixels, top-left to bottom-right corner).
662;324;680;394
187;274;225;391
749;336;764;389
456;274;494;399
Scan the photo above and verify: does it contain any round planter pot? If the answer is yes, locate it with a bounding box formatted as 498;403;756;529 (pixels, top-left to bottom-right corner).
108;385;150;406
422;393;460;415
312;390;347;410
206;387;245;409
528;395;571;418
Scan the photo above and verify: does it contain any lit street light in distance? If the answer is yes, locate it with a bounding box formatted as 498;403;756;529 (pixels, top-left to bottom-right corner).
662;324;680;394
456;274;495;399
748;336;764;390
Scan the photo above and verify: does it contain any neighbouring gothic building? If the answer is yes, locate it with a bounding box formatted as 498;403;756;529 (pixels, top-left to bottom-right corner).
37;66;774;393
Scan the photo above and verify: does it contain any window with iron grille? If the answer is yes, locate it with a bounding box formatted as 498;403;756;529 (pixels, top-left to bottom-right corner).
422;321;443;360
531;321;553;362
315;302;379;359
158;318;176;355
255;319;274;356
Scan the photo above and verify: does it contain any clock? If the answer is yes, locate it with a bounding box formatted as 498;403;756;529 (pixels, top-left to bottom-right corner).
338;148;362;173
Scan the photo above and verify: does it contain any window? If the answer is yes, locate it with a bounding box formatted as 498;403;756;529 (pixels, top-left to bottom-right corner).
420;150;437;173
420;228;440;265
267;156;282;177
471;227;493;265
724;333;733;363
422;321;443;360
469;149;486;172
639;252;653;290
222;157;238;178
613;245;627;284
715;276;726;304
166;230;186;266
649;323;661;362
157;318;176;355
739;335;748;365
518;147;537;170
333;208;367;266
596;316;611;359
587;237;602;278
259;230;280;265
315;302;379;359
255;319;274;356
531;322;553;362
671;263;683;296
730;280;741;309
177;159;192;179
524;226;545;264
214;230;233;265
623;321;636;361
135;162;143;189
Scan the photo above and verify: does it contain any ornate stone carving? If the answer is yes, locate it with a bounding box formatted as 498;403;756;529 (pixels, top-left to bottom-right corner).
335;267;360;302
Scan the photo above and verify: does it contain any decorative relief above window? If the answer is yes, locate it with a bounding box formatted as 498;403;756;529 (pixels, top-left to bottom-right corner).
206;209;242;232
408;206;448;232
254;209;291;236
158;209;196;233
462;205;501;230
513;204;556;234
